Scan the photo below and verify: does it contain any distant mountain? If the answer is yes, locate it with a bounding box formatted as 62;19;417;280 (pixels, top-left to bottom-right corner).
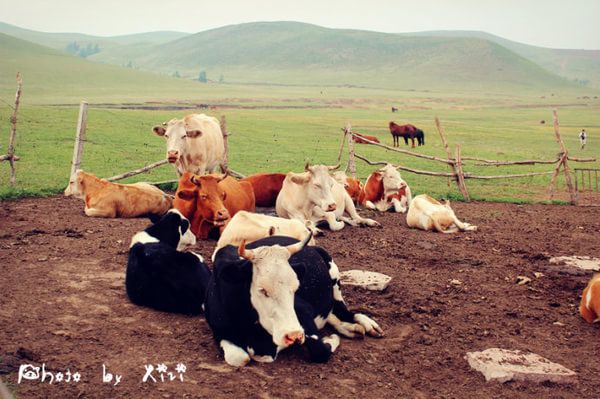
89;21;574;91
407;30;600;88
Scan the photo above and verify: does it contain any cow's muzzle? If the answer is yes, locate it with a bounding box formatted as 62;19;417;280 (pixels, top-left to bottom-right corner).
283;331;305;347
167;151;179;163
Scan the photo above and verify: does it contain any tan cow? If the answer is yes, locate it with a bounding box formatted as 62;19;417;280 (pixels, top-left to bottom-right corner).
152;114;225;176
72;170;172;218
276;163;379;234
406;194;477;233
213;210;315;257
580;274;600;324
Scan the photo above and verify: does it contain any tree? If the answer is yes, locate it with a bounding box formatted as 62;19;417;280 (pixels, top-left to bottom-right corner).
198;71;207;83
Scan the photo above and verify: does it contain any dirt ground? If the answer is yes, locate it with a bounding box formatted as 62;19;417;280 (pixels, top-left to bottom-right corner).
1;196;599;399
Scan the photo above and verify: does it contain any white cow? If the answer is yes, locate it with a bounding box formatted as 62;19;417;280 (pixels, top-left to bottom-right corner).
213;211;316;259
152;114;225;176
276;163;380;234
406;194;477;233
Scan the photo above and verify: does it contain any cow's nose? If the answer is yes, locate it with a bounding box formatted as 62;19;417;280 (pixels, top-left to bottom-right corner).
216;209;230;220
167;150;178;156
327;203;337;212
283;331;305;346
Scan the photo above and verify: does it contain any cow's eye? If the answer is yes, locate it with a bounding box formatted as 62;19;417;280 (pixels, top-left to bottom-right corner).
182;135;187;139
259;288;269;298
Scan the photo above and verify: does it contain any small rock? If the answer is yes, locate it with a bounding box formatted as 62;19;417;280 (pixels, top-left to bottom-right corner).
450;279;462;286
549;256;600;272
339;270;391;291
465;348;577;384
534;272;544;279
516;276;532;285
117;240;123;244
553;321;565;327
37;257;48;262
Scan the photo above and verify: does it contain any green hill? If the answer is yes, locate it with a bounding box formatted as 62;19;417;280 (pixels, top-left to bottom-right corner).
407;30;600;88
88;21;576;91
0;32;205;103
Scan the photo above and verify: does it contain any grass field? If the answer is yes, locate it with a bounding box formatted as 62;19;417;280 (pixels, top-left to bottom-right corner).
1;84;598;202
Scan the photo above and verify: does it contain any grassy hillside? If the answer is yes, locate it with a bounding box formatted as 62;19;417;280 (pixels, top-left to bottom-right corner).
89;21;577;92
409;30;600;88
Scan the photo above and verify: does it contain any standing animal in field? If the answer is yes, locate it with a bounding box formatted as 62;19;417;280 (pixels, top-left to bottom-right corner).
332;171;363;205
152;114;225;176
173;172;255;240
214;210;315;255
206;234;383;366
391;107;398;113
126;209;211;314
389;122;425;148
580;274;600;324
70;170;171;218
352;132;380;144
406;194;477;233
359;164;412;213
276;163;379;234
239;173;286;207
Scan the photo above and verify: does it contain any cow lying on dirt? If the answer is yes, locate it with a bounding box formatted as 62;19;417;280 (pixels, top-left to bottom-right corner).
580;274;600;324
276;163;379;234
126;209;211;314
359;164;412;213
173;172;255;239
214;211;315;256
205;234;383;367
240;173;286;207
71;170;172;218
332;171;363;205
406;194;477;233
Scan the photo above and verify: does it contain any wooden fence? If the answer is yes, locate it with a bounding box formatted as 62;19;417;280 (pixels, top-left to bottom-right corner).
0;73;23;187
341;111;596;205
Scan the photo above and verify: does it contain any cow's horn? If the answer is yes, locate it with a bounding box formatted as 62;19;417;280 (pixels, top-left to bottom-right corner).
216;172;228;182
328;163;341;171
304;161;311;171
190;175;199;185
238;240;254;261
287;231;313;256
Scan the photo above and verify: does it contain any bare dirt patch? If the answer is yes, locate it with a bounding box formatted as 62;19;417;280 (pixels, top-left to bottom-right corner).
1;196;599;398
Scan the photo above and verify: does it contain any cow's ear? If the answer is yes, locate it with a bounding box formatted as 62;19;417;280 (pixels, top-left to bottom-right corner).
176;190;197;200
186;129;203;138
290;172;310;185
153;126;166;136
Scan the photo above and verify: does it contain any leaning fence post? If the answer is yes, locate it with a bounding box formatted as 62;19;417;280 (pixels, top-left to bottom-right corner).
552;110;578;205
454;144;470;201
220;115;229;173
345;122;357;179
435;117;454;189
2;73;23;186
64;101;88;196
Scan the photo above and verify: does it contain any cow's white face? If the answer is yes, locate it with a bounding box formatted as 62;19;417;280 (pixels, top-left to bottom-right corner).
332;171;349;188
153;119;202;164
380;164;405;192
291;165;338;212
239;238;311;348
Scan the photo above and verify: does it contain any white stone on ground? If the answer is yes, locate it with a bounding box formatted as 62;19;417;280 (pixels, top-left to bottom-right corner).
549;256;600;272
465;348;577;384
339;270;391;291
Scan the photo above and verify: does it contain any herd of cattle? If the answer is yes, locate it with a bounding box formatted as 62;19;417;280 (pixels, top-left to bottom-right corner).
67;113;599;366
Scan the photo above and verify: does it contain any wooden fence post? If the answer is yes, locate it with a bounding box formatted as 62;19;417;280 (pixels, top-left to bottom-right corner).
64;101;88;196
345;122;357;178
552;110;578;205
220;115;229;172
435;117;454;188
1;73;23;186
454;144;470;201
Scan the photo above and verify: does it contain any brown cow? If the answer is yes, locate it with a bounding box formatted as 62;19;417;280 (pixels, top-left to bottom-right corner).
240;173;286;207
580;274;600;324
358;165;411;213
71;170;171;218
174;172;255;239
332;171;363;204
352;132;380;144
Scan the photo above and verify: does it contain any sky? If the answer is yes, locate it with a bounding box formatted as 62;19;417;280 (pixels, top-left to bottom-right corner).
1;0;599;49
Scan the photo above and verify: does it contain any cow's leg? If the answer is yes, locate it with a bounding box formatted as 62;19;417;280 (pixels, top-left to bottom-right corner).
365;200;377;210
84;206;116;218
411;137;416;148
391;198;407;213
375;199;392;212
295;298;340;363
341;193;380;227
326;260;384;338
312;207;344;231
219;340;251;367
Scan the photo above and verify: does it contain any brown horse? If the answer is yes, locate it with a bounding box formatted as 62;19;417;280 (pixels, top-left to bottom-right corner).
389;122;423;148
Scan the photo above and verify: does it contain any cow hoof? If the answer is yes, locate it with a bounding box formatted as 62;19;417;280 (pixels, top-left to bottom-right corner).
220;340;251;367
322;334;340;353
330;221;345;231
363;219;381;228
354;314;384;338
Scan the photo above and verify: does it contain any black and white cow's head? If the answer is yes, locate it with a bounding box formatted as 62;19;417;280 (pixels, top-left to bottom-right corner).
130;209;196;251
234;233;312;348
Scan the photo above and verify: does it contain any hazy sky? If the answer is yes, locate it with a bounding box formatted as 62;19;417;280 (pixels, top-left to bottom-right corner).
1;0;599;49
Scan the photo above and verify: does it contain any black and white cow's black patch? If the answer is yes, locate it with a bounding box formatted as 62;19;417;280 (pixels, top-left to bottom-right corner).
126;209;211;315
205;235;382;366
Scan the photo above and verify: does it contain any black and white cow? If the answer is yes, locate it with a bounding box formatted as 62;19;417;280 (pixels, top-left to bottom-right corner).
126;209;212;315
205;234;383;367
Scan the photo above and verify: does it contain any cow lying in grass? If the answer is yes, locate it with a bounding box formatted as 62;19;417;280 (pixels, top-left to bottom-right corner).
359;164;412;213
406;194;477;233
126;209;211;314
70;170;172;218
276;163;379;234
580;274;600;324
213;211;315;257
206;234;383;367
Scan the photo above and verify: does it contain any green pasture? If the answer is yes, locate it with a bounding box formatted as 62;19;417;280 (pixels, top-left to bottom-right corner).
1;89;598;202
